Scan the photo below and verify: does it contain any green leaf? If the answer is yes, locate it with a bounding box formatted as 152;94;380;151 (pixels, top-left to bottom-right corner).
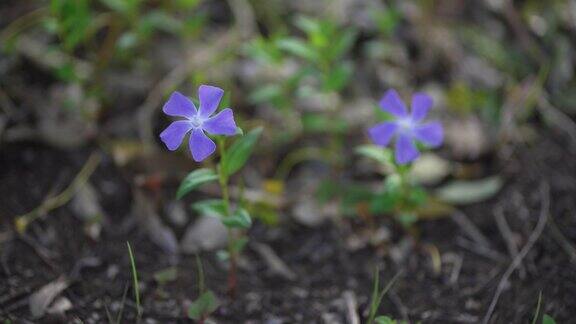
277;38;318;61
370;174;403;214
230;237;249;254
221;208;252;229
54;62;77;82
294;16;321;35
176;168;219;199
407;186;428;207
99;0;140;16
375;316;397;324
322;63;352;92
99;0;130;13
249;84;283;104
371;6;401;36
175;0;201;9
153;267;178;285
141;11;183;34
301;113;348;134
187;290;218;320
117;31;138;51
222;127;263;176
370;190;400;215
355;145;394;166
51;0;92;51
435;176;503;205
542;315;557;324
397;213;418;228
182;14;206;37
244;36;284;65
338;184;375;217
191;199;227;218
316;179;340;204
328;30;357;61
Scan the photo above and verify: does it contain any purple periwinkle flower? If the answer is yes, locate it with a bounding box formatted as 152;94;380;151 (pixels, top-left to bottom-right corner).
160;85;237;162
369;89;443;164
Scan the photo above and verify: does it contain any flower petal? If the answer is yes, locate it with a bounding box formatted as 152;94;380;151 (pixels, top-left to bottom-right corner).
198;85;224;118
189;128;216;162
160;121;193;151
203;108;237;136
395;133;419;164
379;89;408;117
414;121;443;147
163;91;197;119
411;93;433;122
368;122;398;147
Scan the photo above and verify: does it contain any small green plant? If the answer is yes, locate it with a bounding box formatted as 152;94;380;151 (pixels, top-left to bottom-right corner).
373;316;405;324
244;33;303;115
104;283;130;324
187;256;219;323
245;16;356;135
126;241;142;321
356;89;443;227
160;86;262;297
278;16;356;94
532;292;557;324
367;268;402;324
370;5;401;37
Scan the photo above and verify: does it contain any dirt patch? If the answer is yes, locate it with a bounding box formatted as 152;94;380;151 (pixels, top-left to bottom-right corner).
1;129;575;323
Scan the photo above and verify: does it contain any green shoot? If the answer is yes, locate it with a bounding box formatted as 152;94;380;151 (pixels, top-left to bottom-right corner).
532;291;557;324
196;254;205;295
187;255;219;323
126;241;142;320
104;283;129;324
367;268;402;324
532;291;543;324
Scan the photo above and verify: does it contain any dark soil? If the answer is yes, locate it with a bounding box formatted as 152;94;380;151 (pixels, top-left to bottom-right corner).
1;128;575;323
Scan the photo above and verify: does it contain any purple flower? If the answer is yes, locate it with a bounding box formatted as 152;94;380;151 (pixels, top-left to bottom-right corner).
160;85;237;162
368;89;443;164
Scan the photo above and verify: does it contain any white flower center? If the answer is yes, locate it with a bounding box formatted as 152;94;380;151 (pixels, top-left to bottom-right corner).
397;117;414;134
189;115;204;128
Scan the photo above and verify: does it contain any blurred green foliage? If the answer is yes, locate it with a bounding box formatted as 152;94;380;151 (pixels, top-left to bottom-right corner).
2;0;575;229
245;15;357;135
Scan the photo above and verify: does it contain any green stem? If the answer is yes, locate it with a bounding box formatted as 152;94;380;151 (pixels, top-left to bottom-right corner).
217;138;238;298
218;138;231;215
126;242;142;322
398;165;410;204
195;254;205;295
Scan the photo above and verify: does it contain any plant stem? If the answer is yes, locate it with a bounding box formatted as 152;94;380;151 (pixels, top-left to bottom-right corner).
218;139;238;298
195;254;205;295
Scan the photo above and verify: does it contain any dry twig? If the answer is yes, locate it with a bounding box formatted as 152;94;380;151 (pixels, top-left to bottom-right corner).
494;207;525;278
251;242;296;280
482;183;550;324
343;291;360;324
547;217;576;266
14;152;102;233
451;210;492;249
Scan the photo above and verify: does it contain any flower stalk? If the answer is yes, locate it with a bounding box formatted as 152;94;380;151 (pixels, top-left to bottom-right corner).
218;138;239;298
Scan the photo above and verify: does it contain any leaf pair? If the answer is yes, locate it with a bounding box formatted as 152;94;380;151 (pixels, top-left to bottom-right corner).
187;290;218;321
192;200;252;229
176;127;264;199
